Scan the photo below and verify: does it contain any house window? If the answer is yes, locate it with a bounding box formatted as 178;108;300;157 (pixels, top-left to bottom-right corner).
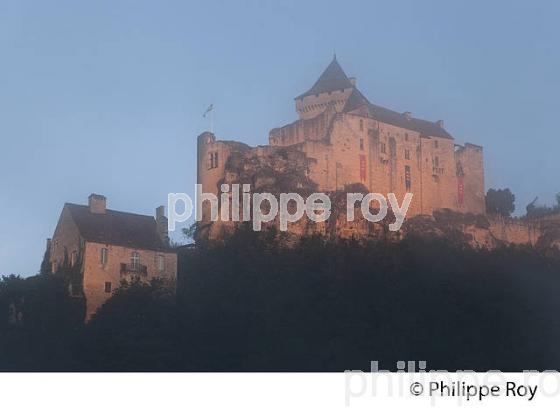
380;143;386;154
360;139;364;151
359;119;364;131
405;149;410;160
131;252;140;269
104;282;112;293
157;255;165;272
100;248;108;265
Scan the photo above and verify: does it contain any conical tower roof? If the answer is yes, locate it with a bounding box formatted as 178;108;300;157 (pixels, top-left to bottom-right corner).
295;56;354;99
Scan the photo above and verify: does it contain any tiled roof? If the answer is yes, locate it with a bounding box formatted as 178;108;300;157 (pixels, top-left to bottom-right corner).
343;88;453;139
65;203;171;252
295;56;354;99
297;58;453;139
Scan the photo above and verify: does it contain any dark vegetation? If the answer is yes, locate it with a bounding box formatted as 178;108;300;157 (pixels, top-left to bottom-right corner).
485;188;516;217
526;193;560;219
2;227;560;371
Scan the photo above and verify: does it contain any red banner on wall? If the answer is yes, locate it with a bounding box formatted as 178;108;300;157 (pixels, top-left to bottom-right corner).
458;177;464;205
359;155;366;182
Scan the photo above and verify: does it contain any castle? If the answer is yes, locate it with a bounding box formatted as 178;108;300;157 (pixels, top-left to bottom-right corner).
197;57;485;235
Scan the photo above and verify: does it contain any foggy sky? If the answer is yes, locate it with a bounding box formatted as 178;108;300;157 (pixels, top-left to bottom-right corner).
1;0;559;275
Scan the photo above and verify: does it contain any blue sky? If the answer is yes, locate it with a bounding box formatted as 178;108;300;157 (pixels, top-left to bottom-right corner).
1;0;559;275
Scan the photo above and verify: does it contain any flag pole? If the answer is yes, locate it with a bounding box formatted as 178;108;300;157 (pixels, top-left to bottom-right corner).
210;107;214;134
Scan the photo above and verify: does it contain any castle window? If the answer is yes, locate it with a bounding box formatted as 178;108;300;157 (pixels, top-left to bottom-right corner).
157;255;165;272
101;248;108;265
360;139;364;151
405;133;409;141
434;140;439;148
131;252;140;269
434;156;440;167
208;152;219;169
104;282;112;294
380;143;386;154
359;119;364;131
405;149;410;160
71;250;78;266
405;165;411;191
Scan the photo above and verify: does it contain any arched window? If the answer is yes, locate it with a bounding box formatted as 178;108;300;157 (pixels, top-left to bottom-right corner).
131;252;140;269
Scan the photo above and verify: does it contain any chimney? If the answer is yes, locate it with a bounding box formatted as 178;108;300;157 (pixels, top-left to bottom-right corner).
403;111;412;120
156;206;169;245
436;120;444;128
88;193;106;214
349;77;357;86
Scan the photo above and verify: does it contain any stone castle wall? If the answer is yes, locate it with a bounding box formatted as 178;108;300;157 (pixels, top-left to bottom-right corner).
196;129;558;250
197;110;485;226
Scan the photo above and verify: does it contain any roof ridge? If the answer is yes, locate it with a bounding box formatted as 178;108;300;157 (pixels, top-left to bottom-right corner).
65;202;155;220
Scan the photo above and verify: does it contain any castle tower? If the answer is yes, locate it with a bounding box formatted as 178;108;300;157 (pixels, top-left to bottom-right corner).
197;131;219;224
295;56;356;120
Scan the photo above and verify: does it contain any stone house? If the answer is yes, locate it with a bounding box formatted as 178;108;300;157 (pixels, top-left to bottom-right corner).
48;194;177;319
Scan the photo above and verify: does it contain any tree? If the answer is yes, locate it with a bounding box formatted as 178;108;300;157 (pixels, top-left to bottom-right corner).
81;278;178;371
182;222;198;241
485;188;515;217
0;273;85;370
39;241;52;275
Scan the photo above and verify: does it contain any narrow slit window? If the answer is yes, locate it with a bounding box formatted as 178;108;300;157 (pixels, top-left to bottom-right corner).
101;248;108;265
